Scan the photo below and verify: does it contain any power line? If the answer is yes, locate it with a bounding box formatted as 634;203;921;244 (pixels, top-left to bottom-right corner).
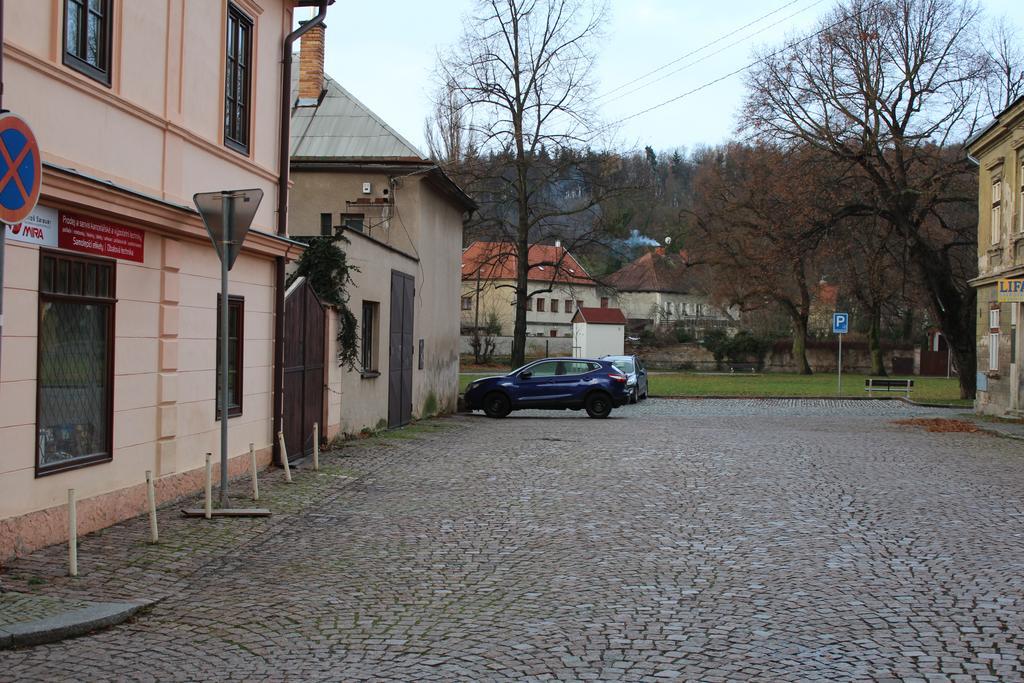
595;0;811;103
598;0;830;107
605;0;885;130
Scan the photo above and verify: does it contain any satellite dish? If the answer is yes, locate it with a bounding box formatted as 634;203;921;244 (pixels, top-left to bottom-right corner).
665;236;672;245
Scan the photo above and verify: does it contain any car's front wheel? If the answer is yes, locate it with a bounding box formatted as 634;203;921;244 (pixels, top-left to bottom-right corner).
585;392;613;419
482;392;512;418
628;387;638;404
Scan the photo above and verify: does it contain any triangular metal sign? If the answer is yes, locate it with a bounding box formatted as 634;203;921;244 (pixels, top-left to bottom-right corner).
193;189;264;270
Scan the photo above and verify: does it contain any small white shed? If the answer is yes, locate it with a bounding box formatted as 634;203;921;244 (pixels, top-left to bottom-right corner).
572;307;627;358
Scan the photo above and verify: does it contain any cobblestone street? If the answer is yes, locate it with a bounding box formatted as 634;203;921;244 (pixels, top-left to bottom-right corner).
2;400;1023;681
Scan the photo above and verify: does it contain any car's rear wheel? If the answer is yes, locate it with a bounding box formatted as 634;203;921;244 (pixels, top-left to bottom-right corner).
585;392;612;419
482;392;512;418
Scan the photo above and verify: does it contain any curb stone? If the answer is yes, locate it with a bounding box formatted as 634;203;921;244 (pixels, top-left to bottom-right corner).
0;598;156;649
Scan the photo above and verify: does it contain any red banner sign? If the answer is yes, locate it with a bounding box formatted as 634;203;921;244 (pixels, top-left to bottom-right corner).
58;211;145;262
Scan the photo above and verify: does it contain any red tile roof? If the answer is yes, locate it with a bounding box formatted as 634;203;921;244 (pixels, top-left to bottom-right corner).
816;282;839;306
461;241;594;285
571;307;627;325
606;249;698;294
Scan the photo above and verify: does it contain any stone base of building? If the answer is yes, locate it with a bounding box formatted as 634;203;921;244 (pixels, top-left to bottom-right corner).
0;446;274;566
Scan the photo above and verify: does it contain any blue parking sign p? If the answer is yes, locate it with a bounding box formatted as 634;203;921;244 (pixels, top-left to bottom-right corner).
832;313;849;334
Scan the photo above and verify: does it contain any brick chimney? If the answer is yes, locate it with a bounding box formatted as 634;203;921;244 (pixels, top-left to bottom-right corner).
298;23;325;103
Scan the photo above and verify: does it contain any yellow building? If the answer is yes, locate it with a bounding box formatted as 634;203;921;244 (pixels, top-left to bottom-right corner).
967;96;1024;416
461;241;605;340
289;26;475;433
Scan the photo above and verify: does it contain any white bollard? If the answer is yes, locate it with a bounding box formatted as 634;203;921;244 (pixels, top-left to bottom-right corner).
68;488;78;577
313;422;320;472
146;470;159;543
204;453;213;518
278;431;292;483
249;442;259;501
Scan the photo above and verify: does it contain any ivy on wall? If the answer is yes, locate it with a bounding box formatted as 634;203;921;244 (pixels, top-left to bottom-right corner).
287;234;360;369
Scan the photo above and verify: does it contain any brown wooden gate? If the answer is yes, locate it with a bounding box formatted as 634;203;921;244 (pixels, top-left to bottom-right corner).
388;270;415;428
283;278;325;461
920;331;952;377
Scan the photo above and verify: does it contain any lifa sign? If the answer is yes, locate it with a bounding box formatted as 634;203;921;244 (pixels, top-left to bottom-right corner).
997;279;1024;303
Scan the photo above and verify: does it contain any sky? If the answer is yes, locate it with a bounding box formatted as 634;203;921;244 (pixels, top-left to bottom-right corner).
299;0;1024;157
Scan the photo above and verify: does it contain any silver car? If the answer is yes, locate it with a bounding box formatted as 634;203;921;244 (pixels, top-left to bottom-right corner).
600;354;648;404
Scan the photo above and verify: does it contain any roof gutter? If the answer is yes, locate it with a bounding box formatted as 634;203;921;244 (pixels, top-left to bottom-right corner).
274;1;328;467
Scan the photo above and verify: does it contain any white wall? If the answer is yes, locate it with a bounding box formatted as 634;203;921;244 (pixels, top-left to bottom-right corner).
573;323;624;358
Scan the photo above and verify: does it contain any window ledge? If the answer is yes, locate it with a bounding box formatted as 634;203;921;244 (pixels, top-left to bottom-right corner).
361;370;381;379
987;370;1001;379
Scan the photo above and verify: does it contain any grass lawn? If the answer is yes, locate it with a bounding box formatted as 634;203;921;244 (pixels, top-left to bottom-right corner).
459;371;970;405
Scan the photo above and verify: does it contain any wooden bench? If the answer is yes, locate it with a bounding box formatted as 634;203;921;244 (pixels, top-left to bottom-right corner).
864;378;913;397
728;362;758;373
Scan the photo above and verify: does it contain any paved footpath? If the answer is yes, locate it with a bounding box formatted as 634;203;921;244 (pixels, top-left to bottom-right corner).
2;400;1024;681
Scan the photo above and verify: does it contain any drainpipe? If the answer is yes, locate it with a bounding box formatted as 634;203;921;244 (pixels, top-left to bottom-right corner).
274;1;327;465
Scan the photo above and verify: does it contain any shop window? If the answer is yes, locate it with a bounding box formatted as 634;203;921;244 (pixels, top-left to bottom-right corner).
37;251;115;475
342;213;365;233
224;4;253;154
63;0;113;86
216;295;244;419
537;298;546;312
361;301;379;373
320;213;334;236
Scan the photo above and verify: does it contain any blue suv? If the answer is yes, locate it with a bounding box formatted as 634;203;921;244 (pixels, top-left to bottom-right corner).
464;358;630;419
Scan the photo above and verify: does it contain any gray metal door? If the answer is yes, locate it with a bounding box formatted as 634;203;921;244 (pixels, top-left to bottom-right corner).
388;270;414;428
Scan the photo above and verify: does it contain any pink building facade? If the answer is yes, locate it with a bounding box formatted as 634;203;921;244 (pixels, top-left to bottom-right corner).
0;0;325;562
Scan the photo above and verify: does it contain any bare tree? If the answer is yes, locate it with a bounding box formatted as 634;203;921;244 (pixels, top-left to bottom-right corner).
438;0;610;367
983;16;1024;115
830;217;907;376
690;144;838;374
742;0;989;398
425;80;471;167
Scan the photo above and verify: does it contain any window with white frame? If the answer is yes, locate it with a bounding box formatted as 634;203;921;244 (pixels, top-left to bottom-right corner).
1012;303;1018;366
990;307;1001;371
992;178;1002;245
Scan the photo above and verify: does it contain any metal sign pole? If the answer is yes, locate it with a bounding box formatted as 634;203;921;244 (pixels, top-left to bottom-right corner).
838;332;843;397
219;194;234;508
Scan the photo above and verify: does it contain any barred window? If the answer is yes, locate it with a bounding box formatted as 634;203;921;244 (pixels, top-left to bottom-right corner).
216;295;244;419
37;251;115;475
362;301;379;372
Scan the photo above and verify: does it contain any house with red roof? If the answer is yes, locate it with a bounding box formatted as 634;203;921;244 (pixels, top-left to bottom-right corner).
461;241;607;338
571;307;627;357
607;248;738;334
